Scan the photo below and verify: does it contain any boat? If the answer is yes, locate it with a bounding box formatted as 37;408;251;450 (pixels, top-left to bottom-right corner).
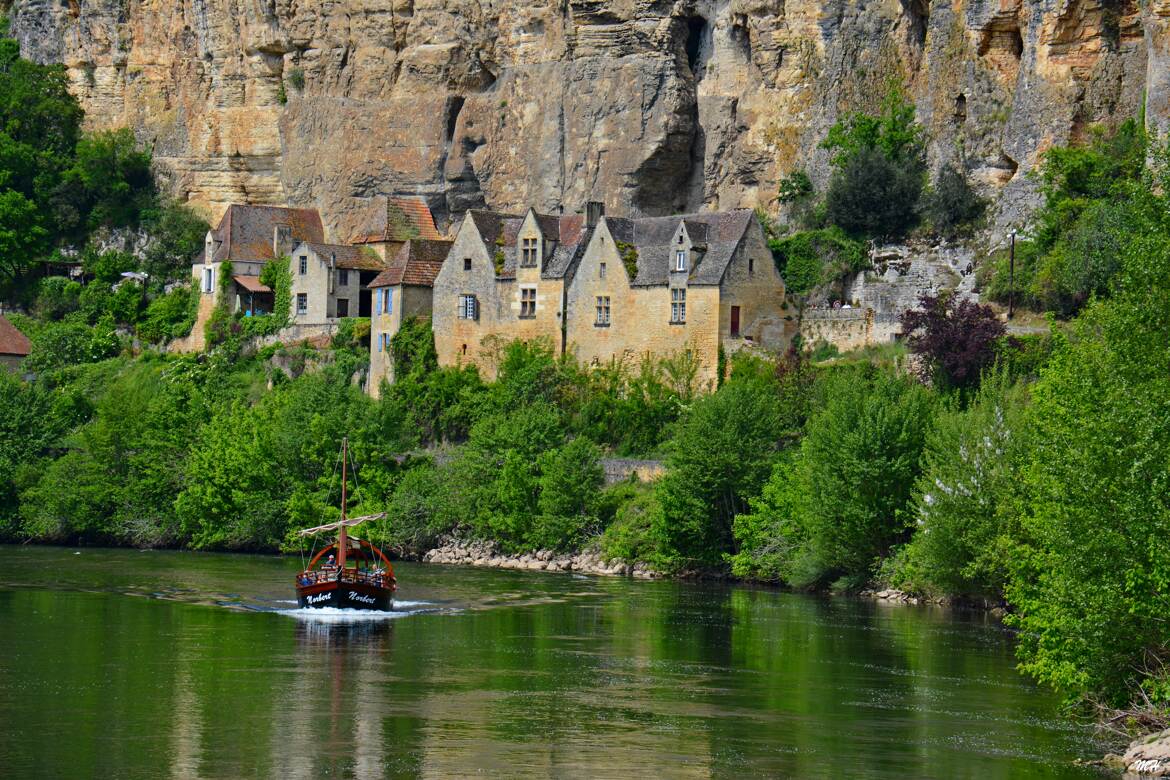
295;438;397;611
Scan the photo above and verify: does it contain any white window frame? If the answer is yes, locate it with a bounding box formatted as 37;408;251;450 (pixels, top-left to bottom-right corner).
670;288;686;323
674;250;687;272
299;256;308;275
459;294;478;320
203;267;214;293
599;262;606;279
296;293;308;315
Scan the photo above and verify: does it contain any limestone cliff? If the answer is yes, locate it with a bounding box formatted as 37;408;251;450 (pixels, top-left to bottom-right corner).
7;0;1153;239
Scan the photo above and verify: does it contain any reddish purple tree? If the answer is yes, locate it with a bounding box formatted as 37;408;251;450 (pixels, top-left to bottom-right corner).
900;292;1006;389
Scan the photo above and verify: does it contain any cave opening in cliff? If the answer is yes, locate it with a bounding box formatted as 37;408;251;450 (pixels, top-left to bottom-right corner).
901;0;929;49
445;96;465;143
978;13;1023;60
685;15;710;79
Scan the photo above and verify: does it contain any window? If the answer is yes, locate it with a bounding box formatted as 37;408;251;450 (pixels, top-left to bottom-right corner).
674;250;687;272
599;262;606;279
730;305;741;337
520;287;537;318
383;333;391;352
299;256;307;275
382;289;392;315
595;296;611;326
203;268;214;293
296;293;308;315
521;238;538;267
748;257;754;275
463;257;472;271
337;298;349;317
670;288;686;323
459;294;478;320
339;269;349;286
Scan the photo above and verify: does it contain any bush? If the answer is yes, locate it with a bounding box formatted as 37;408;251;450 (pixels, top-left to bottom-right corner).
731;367;936;587
769;227;867;299
136;285;197;344
888;372;1028;597
287;67;305;91
900;292;1006;391
34;276;81;320
924;164;984;239
825;146;924;240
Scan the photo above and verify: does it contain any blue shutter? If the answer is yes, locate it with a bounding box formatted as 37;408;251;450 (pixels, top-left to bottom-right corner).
375;290;382;315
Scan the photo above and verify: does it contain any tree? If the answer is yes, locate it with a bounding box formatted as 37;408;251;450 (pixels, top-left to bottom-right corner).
923;164;985;239
732;367;936;588
900;292;1005;391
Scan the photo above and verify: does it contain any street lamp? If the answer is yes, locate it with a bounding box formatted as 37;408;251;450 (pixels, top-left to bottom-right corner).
1008;230;1016;321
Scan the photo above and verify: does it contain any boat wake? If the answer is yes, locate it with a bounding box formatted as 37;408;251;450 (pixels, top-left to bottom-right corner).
278;601;440;623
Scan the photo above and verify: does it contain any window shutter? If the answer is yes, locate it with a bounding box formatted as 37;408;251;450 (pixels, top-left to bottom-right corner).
375;292;382;315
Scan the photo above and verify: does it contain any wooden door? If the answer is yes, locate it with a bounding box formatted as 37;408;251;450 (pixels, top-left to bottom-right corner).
730;306;741;337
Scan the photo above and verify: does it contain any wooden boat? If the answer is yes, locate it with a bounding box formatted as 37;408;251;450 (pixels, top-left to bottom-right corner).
295;438;397;611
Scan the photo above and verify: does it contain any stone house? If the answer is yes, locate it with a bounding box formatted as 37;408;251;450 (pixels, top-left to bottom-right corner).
430;206;595;379
431;203;791;386
287;242;385;323
350;196;446;264
367;238;451;397
193;204;325;317
564;208;792;387
0;315;30;372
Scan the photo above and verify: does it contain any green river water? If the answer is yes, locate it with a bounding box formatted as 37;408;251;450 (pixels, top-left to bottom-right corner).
0;546;1109;779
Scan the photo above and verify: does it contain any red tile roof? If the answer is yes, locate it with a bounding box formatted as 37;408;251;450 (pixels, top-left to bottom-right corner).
368;239;452;288
232;275;272;293
0;315;31;357
300;242;384;271
352;197;443;244
209;205;325;263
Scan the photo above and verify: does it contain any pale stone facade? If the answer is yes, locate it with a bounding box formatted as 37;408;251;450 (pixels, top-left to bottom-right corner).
432;204;792;387
367;239;450;397
288;242;380;324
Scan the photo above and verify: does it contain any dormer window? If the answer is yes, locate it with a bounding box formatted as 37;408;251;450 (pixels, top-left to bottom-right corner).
521;238;538;267
599;262;606;279
678;234;684;245
674;250;687;272
299;256;307;275
463;257;472;271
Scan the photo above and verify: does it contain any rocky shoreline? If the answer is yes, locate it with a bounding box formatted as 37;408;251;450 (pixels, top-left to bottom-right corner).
420;537;662;579
859;587;1007;617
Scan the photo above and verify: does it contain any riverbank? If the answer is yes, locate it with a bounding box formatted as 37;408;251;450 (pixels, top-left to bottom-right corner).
419;537;663;579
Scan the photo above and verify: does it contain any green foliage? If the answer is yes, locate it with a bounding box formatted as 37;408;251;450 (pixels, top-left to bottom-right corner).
820;86;926;240
731;367;936;587
825;147;924;240
287;67;305;91
136;285;197;344
23;315;120;374
777;170;813;204
139;201;209;284
493;249;505;275
1006;215;1170;707
887;372;1029;597
616;240;639;279
33;276;81;320
769;227;867;298
924;164;985;239
649;364;790;569
65;128;155;231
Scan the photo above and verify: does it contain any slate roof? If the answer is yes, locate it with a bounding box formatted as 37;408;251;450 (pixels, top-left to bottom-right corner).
0;315;30;357
352;197;443;244
206;205;325;264
463;209;594;281
607;209;755;286
300;242;382;271
369;239;453;288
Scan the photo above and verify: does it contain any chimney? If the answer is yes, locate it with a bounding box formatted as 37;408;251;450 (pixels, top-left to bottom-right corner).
273;225;293;257
586;201;604;229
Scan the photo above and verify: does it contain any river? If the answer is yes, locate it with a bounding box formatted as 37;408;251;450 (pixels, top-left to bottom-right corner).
0;546;1107;778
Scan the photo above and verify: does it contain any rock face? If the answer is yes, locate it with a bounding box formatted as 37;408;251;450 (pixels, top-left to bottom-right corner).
8;0;1154;237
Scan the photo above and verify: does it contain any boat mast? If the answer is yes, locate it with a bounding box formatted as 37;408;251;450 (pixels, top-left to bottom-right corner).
338;437;348;570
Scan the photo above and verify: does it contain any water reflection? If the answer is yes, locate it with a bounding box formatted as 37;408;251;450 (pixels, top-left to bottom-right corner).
0;547;1107;779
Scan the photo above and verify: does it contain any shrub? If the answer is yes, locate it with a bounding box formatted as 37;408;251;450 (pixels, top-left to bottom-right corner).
825;146;924;239
900;291;1006;391
34;276;81;320
924;164;985;239
287;67;305;91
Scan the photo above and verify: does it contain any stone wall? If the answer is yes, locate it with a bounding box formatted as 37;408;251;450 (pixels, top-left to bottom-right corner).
800;308;892;352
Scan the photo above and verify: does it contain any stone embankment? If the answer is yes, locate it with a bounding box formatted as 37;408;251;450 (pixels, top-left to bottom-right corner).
421;538;661;579
859;588;1006;616
1102;728;1170;776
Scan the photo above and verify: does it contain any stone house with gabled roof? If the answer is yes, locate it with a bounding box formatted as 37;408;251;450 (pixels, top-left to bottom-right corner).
430;205;597;379
367;238;452;397
564;208;792;387
288;241;385;323
350;196;445;264
430;203;791;387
